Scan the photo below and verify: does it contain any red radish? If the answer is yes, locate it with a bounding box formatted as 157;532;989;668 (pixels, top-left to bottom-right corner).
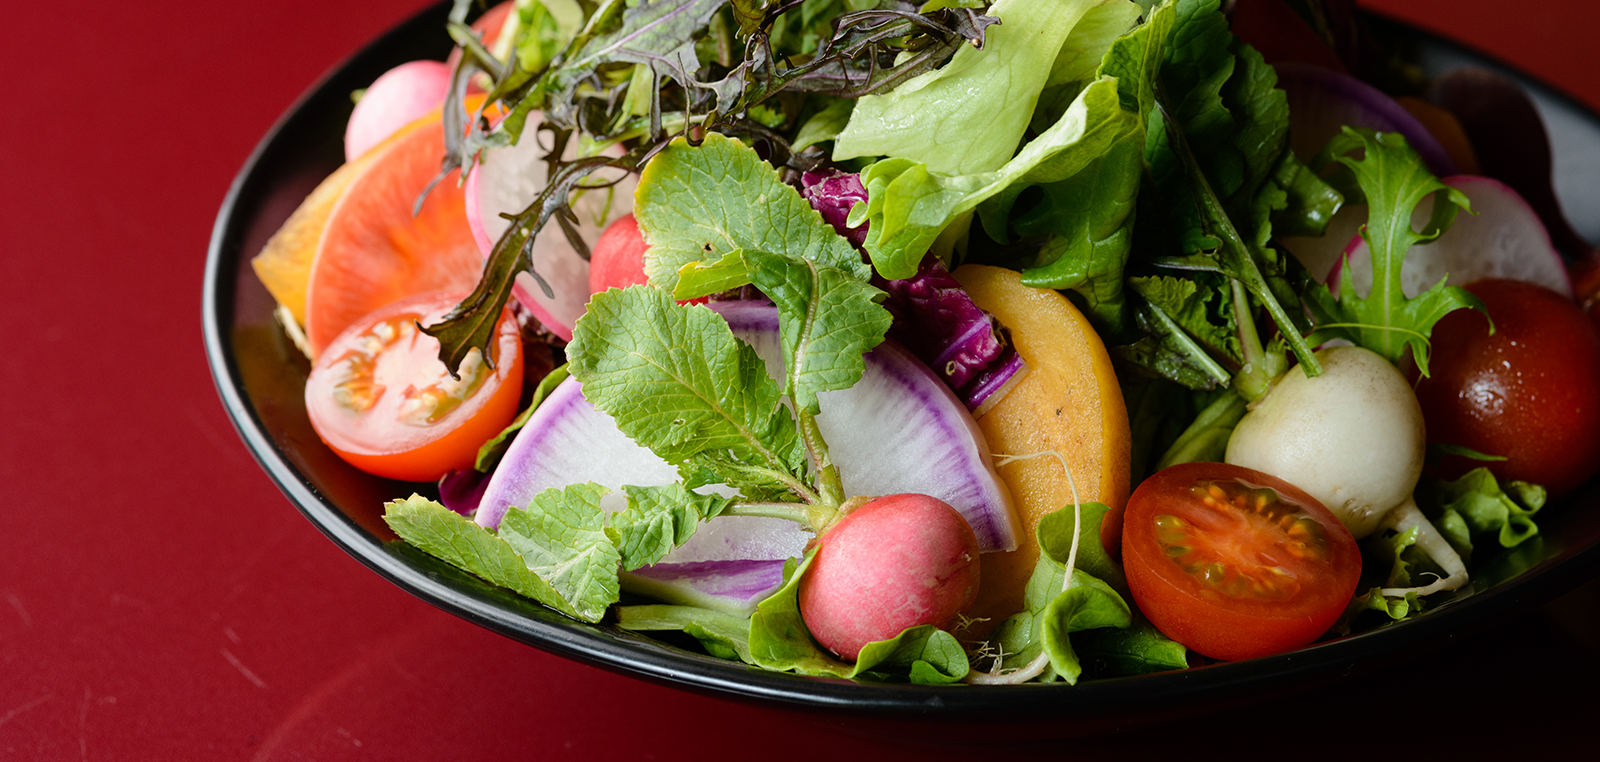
344;60;451;162
1330;175;1574;300
798;494;981;662
464;114;636;340
472;302;1016;613
588;214;650;294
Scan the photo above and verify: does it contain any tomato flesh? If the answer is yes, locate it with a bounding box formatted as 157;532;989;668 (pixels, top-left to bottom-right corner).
305;291;523;482
1123;462;1361;661
1415;278;1600;497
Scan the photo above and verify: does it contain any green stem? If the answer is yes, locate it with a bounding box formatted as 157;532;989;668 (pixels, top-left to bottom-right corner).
1231;279;1276;402
1156;100;1322;379
1146;301;1232;388
1155;392;1249;471
725;502;816;525
799;410;845;513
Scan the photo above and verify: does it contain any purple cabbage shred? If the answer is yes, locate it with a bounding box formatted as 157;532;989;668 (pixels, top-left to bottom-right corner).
802;169;1026;412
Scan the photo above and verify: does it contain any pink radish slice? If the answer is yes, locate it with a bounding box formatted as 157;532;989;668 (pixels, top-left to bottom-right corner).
1330;175;1574;300
464;117;636;341
344;60;452;162
476;300;1017;551
1275;62;1457;177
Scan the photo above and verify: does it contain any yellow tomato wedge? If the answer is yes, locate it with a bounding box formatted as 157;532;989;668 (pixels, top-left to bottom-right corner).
951;265;1132;638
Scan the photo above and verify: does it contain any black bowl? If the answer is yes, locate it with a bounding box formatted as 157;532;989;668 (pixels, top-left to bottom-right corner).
203;3;1600;735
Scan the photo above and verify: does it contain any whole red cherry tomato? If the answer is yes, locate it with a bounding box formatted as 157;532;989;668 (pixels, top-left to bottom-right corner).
1415;278;1600;497
1122;462;1361;662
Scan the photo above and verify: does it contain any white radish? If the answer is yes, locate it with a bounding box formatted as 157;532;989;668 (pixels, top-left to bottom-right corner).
1225;345;1466;594
1330;175;1574;299
464;116;637;340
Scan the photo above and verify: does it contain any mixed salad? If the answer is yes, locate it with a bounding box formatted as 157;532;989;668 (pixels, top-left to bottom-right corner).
251;0;1600;685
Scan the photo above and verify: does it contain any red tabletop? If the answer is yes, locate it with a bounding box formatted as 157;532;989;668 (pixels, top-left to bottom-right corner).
4;1;1599;758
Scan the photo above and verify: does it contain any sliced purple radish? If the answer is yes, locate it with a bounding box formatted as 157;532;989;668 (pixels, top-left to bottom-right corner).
474;301;1017;611
344;60;451;162
464;116;636;340
1330;175;1574;300
620;559;789;616
1275;62;1457;177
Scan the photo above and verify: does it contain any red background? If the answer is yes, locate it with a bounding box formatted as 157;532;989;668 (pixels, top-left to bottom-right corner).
2;1;1597;758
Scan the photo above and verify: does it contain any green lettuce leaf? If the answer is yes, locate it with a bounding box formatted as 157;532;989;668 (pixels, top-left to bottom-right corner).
833;0;1115;176
1418;467;1545;564
746;554;970;683
1012;0;1173;335
1316;128;1484;374
616;604;754;662
747;555;853;677
635;132;866;294
496;483;622;623
567;286;807;501
608;484;736;571
851;76;1138;279
977;502;1180;683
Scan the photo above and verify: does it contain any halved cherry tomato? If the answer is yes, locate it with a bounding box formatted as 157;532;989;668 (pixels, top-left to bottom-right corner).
1122;462;1361;661
305;291;523;482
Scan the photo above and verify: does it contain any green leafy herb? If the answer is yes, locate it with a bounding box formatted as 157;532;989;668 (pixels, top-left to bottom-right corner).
1418;467;1545;563
635;133;867;294
567;285;809;501
1314;128;1485;375
742;248;891;414
608;484;735;570
496;483;622;623
383;493;612;622
835;0;1114;176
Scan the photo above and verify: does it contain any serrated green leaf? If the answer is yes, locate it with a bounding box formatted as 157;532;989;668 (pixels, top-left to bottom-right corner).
383;494;603;622
1321;128;1485;373
608;483;735;570
475;364;571;472
496;483;621;622
742;249;891;414
567;286;807;498
636;133;865;293
1128;274;1240;365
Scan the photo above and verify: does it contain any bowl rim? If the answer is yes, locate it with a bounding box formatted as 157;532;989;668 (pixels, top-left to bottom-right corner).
202;2;1600;724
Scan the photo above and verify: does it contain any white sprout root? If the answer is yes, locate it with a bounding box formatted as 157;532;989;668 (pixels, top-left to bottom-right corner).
1376;497;1469;597
965;450;1079;686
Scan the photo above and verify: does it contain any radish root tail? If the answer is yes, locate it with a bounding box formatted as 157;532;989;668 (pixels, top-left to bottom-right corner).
1377;496;1469;597
966;451;1081;685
